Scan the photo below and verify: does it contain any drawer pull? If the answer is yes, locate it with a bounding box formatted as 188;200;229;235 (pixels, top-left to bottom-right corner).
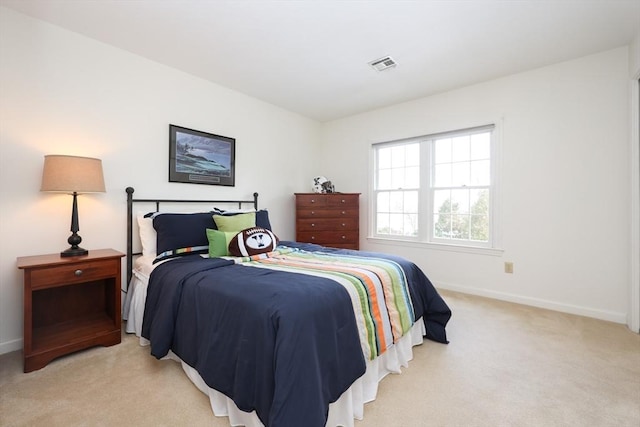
74;269;83;277
311;199;316;203
341;223;346;227
341;211;346;215
311;236;315;240
341;236;346;239
311;211;315;215
311;223;315;227
341;199;345;203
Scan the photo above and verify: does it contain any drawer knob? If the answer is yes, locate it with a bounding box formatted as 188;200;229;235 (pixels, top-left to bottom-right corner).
341;236;346;239
311;236;315;240
74;269;83;277
342;223;346;227
341;199;345;203
311;223;315;227
311;211;315;215
341;211;346;215
311;199;316;203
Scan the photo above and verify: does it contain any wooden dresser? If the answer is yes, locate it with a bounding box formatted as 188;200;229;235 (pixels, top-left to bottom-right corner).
295;193;360;250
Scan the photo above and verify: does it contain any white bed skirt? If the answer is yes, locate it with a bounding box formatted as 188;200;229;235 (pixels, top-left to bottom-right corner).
124;263;426;427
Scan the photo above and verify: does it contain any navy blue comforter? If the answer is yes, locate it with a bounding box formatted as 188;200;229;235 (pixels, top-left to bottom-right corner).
142;242;450;427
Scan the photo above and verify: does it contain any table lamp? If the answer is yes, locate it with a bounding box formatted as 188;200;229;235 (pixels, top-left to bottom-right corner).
40;155;106;257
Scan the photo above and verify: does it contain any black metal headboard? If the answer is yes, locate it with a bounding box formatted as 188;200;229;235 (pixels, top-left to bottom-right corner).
125;186;259;286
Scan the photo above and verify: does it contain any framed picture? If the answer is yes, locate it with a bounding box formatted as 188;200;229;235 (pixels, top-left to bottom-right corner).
169;124;235;186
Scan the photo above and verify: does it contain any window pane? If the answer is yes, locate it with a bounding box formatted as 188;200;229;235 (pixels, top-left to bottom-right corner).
378;169;391;189
452;162;469;186
434;190;451;214
470;132;491;159
377;192;390;212
470;214;489;241
389;213;404;234
470;160;490;186
452;136;470;162
451;189;469;214
404;214;418;236
377;213;390;234
390;146;405;168
391;168;404;188
434;164;451;187
470;189;489;215
405;191;419;212
378;147;391;169
434;138;451;164
405;166;420;188
451;214;469;239
434;213;450;238
406;143;420;166
389;192;404;213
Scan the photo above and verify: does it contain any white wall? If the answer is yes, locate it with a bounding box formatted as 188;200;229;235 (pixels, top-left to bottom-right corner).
321;47;631;324
0;7;320;353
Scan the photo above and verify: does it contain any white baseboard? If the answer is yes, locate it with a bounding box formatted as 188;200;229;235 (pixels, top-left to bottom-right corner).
436;281;628;324
0;337;22;355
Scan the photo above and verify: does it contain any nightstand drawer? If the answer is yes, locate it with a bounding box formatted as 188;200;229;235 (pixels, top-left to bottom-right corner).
29;259;118;290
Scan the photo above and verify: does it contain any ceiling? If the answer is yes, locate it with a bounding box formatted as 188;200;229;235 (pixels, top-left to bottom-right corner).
2;0;639;122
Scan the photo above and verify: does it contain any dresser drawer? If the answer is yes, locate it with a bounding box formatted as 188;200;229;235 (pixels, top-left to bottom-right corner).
325;195;359;208
29;259;119;290
296;207;358;219
297;217;358;232
296;231;359;247
296;194;329;208
295;194;359;208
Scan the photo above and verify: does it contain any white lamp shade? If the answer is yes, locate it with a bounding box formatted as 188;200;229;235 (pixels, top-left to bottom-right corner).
41;155;106;193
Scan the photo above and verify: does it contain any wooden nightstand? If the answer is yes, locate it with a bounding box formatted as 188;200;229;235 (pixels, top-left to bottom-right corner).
17;249;125;373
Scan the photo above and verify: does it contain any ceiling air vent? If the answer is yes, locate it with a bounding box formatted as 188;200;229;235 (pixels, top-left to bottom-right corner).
369;56;397;71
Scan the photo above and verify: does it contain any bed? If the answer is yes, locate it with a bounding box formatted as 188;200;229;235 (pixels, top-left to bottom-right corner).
123;187;451;427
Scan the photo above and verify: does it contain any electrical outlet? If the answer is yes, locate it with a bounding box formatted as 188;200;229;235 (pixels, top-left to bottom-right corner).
504;262;514;274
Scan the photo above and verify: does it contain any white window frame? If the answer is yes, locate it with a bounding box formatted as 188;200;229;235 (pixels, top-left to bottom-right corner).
370;124;502;255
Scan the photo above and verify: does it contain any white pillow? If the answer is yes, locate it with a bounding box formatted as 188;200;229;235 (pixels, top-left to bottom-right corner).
137;212;157;258
213;207;256;214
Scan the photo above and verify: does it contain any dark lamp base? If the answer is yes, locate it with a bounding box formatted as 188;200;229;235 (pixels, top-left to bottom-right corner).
60;246;89;257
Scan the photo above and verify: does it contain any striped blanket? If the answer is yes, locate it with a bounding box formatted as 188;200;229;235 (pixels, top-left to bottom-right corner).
231;246;416;360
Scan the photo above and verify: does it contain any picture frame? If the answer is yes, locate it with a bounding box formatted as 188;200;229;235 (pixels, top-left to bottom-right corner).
169;124;235;186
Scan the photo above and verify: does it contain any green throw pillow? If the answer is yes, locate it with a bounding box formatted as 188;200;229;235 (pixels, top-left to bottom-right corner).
213;212;256;232
206;228;237;257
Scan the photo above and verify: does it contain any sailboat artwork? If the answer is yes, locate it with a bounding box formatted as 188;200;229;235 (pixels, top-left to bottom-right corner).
169;124;236;186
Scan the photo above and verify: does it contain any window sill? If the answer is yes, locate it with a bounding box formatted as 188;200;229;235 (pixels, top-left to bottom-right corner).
366;236;504;256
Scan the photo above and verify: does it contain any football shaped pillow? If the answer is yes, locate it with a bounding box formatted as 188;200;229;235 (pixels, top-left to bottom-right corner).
228;227;278;257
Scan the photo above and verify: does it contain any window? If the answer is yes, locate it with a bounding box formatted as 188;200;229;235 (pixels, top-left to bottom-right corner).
372;125;496;249
375;143;420;237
